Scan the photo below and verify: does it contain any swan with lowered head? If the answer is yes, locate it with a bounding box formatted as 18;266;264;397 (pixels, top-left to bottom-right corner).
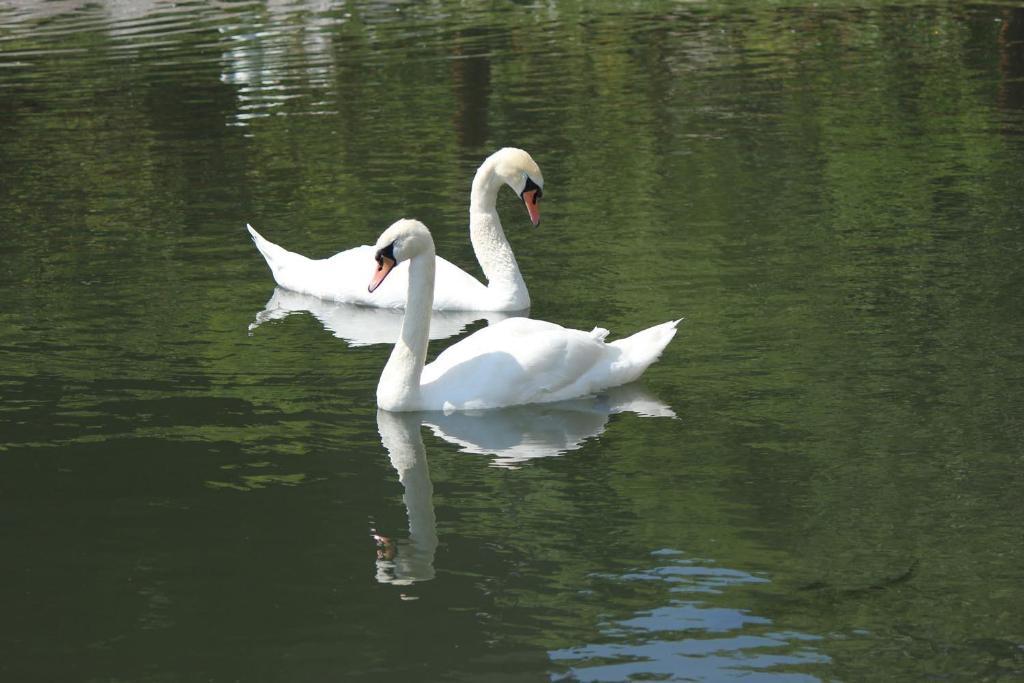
247;147;543;311
369;219;680;412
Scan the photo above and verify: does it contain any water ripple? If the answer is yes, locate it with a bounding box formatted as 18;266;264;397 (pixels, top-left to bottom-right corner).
551;551;828;682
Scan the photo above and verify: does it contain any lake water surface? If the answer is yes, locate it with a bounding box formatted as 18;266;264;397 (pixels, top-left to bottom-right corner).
2;1;1023;680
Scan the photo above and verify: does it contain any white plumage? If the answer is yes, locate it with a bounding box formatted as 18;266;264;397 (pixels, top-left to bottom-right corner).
371;219;680;412
247;147;543;311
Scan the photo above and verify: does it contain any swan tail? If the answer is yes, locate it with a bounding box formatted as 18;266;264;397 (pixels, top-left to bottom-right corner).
246;223;312;290
607;318;681;385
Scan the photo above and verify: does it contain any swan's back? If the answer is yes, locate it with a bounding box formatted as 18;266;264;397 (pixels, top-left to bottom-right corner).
419;317;679;411
248;225;489;309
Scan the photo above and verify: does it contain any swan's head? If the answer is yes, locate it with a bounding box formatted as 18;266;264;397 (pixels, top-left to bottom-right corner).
491;147;544;227
368;219;434;293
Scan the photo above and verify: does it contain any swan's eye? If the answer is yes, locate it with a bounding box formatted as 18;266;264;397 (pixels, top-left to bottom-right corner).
522;177;542;203
375;241;397;269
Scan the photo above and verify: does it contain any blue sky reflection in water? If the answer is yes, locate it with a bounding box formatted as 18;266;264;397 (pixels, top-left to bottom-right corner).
1;1;1023;681
551;551;827;682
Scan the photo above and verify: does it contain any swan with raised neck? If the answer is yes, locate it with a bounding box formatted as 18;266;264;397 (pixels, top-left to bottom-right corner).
469;147;543;310
369;220;680;413
246;147;543;312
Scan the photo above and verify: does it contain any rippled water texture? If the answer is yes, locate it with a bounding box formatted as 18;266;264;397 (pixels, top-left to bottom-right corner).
2;1;1023;681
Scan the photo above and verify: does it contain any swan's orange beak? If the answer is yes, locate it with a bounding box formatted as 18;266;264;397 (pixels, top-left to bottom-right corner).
522;189;541;226
368;255;396;293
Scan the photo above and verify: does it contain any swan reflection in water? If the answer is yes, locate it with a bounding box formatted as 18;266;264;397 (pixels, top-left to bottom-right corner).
372;384;675;585
374;409;439;586
249;287;520;346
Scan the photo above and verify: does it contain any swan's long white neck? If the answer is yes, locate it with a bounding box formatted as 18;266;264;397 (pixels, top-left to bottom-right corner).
470;158;530;310
377;245;435;411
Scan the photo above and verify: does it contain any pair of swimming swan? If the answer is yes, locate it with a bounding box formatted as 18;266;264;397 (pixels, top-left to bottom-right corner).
249;148;679;412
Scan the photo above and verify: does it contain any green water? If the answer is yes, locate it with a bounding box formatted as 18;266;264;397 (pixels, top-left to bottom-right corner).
2;1;1023;680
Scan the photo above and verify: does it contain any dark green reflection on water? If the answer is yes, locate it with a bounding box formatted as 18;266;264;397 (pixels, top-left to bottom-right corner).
1;1;1023;681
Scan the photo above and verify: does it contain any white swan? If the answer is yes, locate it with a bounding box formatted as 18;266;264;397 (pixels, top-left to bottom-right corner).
247;147;543;311
369;219;680;412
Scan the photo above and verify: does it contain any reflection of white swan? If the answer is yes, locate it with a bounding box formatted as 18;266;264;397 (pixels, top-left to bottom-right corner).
247;148;542;311
374;410;438;586
248;287;518;346
372;385;674;584
419;383;675;468
369;220;680;412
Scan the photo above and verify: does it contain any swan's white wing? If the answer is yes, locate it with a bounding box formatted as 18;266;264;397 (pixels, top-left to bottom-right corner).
318;248;488;309
309;245;403;306
420;318;613;410
248;225;489;309
431;256;496;310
